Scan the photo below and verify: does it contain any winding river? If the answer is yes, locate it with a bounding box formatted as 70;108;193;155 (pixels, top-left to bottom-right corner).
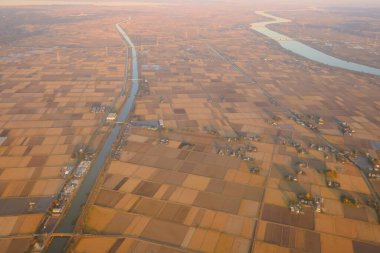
251;11;380;77
46;22;139;252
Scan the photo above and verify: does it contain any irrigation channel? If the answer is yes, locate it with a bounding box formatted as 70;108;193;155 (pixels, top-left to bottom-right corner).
45;22;139;252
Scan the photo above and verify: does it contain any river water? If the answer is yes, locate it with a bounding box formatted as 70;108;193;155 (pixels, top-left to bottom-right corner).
251;11;380;77
46;23;139;252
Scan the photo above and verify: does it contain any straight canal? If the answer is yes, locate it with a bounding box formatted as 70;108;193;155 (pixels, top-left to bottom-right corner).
46;22;139;252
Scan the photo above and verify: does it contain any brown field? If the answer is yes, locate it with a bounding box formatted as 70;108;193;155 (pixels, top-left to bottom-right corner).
1;1;380;253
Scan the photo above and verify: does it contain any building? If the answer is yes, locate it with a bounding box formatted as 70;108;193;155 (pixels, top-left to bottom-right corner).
74;161;91;178
159;119;164;128
106;113;117;122
52;206;64;216
0;136;7;146
61;165;74;177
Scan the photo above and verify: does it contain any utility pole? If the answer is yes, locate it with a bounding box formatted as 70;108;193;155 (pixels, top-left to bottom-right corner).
56;48;60;63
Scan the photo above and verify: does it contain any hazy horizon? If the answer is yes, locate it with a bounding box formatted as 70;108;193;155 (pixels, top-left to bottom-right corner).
1;0;380;8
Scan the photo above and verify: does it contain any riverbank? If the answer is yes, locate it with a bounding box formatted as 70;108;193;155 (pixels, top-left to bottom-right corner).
251;11;380;77
266;8;380;69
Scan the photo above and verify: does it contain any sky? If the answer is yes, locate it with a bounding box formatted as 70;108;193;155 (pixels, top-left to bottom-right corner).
1;0;380;7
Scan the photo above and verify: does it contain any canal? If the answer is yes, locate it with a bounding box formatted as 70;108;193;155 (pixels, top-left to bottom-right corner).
46;22;139;252
251;11;380;77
